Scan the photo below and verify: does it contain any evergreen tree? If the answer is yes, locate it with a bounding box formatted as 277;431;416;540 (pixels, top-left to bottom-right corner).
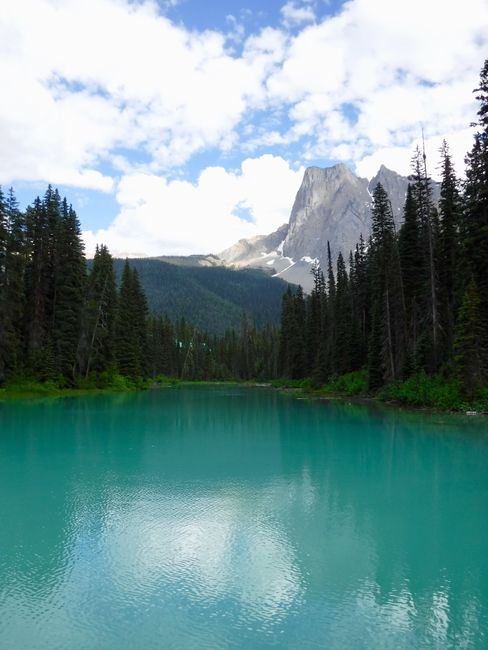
292;286;307;378
82;244;117;376
4;188;26;376
24;197;51;371
278;285;306;378
325;241;336;378
350;235;369;370
114;260;148;377
51;200;86;381
464;59;488;331
399;184;424;373
409;146;440;371
306;263;324;376
368;183;405;387
0;188;8;381
437;140;462;363
454;277;486;396
334;252;352;374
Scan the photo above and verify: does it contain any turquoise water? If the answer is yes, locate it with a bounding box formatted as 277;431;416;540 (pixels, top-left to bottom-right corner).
0;387;487;649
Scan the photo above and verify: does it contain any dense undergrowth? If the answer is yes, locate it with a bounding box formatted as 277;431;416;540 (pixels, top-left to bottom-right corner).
272;370;487;413
1;370;486;414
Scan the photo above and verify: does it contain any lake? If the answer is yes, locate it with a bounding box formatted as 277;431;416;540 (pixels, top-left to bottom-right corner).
0;386;487;649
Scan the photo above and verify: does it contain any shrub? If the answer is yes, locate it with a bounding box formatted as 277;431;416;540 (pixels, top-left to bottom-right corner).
379;372;465;410
321;370;368;396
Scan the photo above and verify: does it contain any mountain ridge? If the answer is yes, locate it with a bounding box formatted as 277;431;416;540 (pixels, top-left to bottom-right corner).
218;163;439;291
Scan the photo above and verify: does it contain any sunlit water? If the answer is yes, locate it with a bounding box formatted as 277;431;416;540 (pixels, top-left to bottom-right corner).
0;387;487;649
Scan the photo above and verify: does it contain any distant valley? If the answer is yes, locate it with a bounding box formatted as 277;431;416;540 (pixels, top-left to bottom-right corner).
111;258;289;334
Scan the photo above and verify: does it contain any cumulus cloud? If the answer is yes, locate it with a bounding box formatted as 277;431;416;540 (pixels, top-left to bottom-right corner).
83;155;304;257
2;0;487;254
281;1;316;27
268;0;488;177
0;0;275;188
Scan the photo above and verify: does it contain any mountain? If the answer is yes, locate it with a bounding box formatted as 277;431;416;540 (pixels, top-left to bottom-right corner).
111;163;436;327
219;163;439;291
112;258;288;334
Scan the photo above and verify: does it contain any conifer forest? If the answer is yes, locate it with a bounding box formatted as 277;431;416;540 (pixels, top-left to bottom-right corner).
0;59;487;408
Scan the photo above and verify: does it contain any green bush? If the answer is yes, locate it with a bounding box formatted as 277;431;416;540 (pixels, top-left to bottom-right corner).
1;378;64;397
379;371;465;410
321;370;368;396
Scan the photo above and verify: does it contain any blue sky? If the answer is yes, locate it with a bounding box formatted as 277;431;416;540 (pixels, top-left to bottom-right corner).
1;0;487;256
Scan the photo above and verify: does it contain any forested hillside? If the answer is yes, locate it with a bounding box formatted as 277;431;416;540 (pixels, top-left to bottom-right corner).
111;259;287;334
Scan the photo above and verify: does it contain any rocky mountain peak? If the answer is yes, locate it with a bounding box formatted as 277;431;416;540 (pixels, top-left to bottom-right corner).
218;162;436;292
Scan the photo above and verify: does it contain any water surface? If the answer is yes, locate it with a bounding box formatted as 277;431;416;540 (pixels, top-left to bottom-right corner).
0;387;487;649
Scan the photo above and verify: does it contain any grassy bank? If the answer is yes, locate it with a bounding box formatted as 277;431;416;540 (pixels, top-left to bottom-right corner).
2;371;487;414
0;373;150;401
272;370;488;414
0;375;247;401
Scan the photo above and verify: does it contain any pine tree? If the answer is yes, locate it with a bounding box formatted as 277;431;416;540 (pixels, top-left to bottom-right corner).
131;267;149;376
306;263;324;376
368;183;405;387
334;252;352;374
437;140;462;363
410;146;440;371
114;261;148;378
464;59;488;331
278;285;306;378
82;244;117;376
0;188;9;382
24;197;50;367
4;188;26;376
454;278;486;396
325;241;336;378
399;184;423;371
51;200;86;381
350;235;369;370
114;260;140;377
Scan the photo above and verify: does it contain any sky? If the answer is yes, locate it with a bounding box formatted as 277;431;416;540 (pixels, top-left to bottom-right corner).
1;0;487;257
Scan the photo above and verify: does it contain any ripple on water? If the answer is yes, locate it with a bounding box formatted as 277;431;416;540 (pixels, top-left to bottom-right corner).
0;388;488;649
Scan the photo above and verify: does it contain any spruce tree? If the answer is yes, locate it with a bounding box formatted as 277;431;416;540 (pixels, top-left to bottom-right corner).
334;252;352;374
464;59;488;332
5;188;26;376
454;278;486;396
437;140;462;363
0;188;8;382
399;184;424;373
306;264;324;377
325;241;336;378
368;183;405;386
24;197;51;370
51;200;86;381
82;244;117;376
410;146;440;371
350;235;369;370
114;261;149;378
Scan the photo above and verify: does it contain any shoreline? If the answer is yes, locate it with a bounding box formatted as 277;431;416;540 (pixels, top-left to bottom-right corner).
1;378;486;417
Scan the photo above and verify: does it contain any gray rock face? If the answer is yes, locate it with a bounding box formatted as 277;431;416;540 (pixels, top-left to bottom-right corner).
282;164;371;265
218;163;436;292
219;223;289;266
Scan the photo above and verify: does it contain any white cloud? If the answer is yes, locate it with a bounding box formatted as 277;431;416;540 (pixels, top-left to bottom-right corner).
83;155;304;257
1;0;487;254
0;0;276;189
268;0;488;177
355;128;475;180
281;1;316;27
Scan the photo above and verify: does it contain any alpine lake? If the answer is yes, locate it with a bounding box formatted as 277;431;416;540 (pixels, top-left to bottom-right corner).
0;386;487;649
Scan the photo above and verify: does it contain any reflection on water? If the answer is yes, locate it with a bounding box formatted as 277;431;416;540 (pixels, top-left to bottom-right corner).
0;388;487;649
